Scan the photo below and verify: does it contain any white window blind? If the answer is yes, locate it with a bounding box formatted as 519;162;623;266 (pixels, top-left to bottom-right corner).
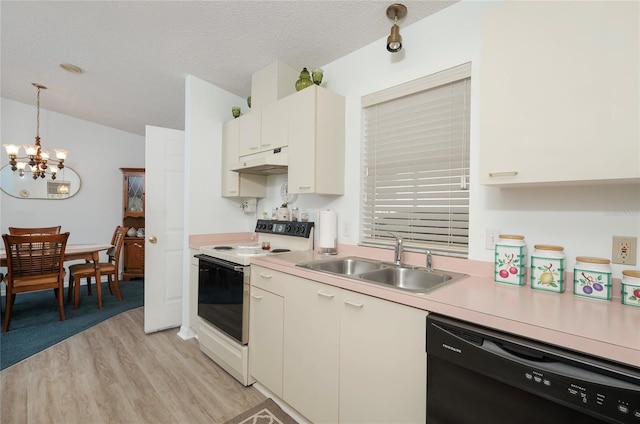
361;63;471;255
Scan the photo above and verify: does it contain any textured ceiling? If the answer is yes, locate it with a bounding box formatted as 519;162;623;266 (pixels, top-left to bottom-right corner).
1;1;457;136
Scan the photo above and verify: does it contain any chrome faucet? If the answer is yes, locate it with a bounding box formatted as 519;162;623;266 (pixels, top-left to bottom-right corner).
388;232;404;266
425;249;433;272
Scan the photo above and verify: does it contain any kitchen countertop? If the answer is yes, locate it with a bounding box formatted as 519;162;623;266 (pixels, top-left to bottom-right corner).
250;249;640;368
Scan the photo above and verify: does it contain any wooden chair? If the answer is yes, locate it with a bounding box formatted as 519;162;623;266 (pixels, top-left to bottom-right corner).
8;226;62;235
2;232;70;332
67;226;129;309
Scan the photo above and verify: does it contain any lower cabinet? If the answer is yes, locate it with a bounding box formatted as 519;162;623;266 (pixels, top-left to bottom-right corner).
250;266;427;424
249;286;284;397
123;237;144;280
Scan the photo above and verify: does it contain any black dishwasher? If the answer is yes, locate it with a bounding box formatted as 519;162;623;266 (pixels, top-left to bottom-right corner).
426;314;640;424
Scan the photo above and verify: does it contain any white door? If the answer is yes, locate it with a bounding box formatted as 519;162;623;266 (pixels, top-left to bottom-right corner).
144;125;185;333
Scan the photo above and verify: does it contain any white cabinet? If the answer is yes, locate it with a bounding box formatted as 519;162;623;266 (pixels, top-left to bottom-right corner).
249;265;427;424
479;1;639;186
248;286;284;397
339;291;427;424
260;97;289;152
288;86;345;195
221;119;266;198
237;111;261;157
283;279;340;424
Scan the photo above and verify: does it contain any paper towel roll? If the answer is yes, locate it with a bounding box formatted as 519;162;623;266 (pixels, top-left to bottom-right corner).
318;210;337;249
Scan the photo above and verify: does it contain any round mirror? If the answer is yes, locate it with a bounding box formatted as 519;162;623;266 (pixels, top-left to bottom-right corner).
1;165;82;199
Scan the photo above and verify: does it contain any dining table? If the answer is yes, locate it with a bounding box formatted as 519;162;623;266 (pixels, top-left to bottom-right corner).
0;243;113;309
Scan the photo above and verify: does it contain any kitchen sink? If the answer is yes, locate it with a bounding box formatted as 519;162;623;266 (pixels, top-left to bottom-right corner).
297;256;384;275
357;267;467;293
297;256;468;293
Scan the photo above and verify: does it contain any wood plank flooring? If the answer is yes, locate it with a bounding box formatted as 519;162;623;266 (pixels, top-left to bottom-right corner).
0;308;266;424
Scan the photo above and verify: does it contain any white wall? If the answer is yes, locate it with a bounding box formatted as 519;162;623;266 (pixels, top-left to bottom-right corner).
254;0;640;276
185;75;259;235
1;97;145;245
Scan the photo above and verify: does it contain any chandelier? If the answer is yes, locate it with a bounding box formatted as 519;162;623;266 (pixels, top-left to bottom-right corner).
3;83;67;180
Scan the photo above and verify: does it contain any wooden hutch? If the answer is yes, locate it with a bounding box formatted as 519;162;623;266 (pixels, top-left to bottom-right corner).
120;168;145;280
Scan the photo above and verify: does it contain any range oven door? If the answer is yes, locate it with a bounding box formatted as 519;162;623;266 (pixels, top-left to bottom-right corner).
195;254;249;344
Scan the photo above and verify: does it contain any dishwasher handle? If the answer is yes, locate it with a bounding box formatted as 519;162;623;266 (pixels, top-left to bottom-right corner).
483;339;640;391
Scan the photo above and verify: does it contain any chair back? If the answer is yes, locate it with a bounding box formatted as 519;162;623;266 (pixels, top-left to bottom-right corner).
8;226;62;235
2;233;70;279
109;226;129;266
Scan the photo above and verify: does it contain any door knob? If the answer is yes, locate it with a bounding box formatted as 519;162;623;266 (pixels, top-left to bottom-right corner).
148;236;157;243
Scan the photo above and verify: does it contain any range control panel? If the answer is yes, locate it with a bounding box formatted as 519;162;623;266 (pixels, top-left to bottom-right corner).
255;219;314;238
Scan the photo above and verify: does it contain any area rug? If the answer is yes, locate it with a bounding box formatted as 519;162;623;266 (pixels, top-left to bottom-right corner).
224;398;298;424
0;279;144;370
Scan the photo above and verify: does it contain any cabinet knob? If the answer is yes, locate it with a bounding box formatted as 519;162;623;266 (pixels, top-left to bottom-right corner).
148;236;157;244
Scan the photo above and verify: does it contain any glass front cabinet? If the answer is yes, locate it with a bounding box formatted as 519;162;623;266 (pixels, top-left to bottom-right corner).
120;167;145;280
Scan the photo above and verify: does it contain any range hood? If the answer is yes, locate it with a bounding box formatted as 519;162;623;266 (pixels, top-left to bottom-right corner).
231;149;288;175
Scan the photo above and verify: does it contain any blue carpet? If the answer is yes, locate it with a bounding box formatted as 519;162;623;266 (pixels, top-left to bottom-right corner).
1;279;144;370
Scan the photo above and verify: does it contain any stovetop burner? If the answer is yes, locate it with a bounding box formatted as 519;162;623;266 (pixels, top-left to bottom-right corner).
270;248;291;253
213;246;233;250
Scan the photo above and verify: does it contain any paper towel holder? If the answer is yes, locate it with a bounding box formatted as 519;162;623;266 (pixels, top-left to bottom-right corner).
318;246;338;255
317;209;338;255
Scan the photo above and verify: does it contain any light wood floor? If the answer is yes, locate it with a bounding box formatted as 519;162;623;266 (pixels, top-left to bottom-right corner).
0;308;266;424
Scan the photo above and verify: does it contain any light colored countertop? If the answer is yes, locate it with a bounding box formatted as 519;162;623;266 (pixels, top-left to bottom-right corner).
249;248;640;368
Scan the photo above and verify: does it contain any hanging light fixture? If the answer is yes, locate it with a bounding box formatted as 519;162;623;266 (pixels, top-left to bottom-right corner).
3;83;67;180
386;3;407;53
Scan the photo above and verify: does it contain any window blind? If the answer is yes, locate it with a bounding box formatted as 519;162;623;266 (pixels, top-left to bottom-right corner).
361;64;471;255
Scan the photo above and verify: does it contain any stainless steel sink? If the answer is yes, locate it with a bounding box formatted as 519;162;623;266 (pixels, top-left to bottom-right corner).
357;267;467;293
297;256;468;293
297;256;384;275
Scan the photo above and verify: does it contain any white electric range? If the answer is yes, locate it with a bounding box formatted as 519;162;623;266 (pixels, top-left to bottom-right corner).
195;219;314;385
199;220;314;265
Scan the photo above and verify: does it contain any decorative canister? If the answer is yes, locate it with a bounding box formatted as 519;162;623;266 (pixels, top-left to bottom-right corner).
573;257;612;301
621;270;640;307
291;207;299;222
530;245;565;293
295;67;314;91
271;207;278;220
494;234;527;286
278;205;289;221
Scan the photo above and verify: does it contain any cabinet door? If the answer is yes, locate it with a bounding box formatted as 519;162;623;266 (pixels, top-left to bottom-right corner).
221;119;241;197
339;292;427;424
238;112;261;157
248;286;284;397
123;238;144;280
123;171;145;217
288;86;345;195
283;278;340;424
287;87;317;193
261;97;289;152
479;1;639;186
222;120;267;198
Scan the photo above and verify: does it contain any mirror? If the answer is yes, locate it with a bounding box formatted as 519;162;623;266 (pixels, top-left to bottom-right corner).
0;165;82;199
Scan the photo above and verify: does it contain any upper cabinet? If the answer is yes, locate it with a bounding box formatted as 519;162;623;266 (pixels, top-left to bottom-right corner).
237;112;262;157
288;86;345;195
479;1;639;186
222;118;267;198
260;97;290;152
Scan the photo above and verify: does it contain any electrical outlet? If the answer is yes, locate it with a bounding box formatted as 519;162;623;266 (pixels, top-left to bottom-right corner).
612;235;637;265
485;229;500;250
343;222;351;237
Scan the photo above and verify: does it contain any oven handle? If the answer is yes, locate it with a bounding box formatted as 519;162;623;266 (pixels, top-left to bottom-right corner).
195;253;248;272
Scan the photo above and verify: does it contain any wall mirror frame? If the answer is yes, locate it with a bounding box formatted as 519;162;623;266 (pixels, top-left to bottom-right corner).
0;164;82;199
